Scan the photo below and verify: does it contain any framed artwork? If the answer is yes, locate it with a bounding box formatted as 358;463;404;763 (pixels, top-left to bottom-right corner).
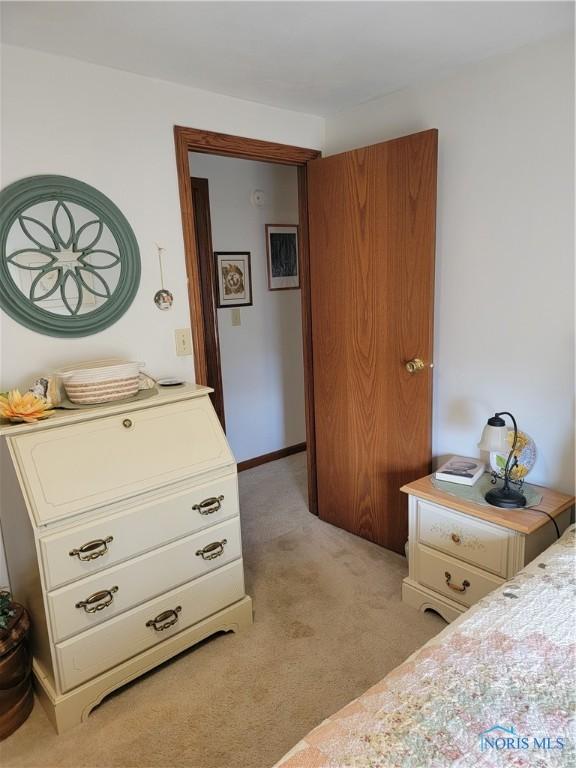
214;251;253;307
266;225;300;290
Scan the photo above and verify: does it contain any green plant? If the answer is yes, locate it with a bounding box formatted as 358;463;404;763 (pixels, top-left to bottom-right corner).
0;589;15;630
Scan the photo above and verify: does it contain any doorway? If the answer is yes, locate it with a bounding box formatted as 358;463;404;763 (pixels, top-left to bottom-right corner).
191;154;306;471
175;127;437;553
174;126;320;514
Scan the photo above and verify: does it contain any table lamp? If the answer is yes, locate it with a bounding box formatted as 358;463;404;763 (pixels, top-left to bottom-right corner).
478;411;527;508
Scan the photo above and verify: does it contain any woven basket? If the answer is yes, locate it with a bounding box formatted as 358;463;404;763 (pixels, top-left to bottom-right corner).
59;360;144;404
0;603;33;741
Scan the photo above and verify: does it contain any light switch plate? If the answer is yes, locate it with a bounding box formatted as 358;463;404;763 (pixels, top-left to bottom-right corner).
175;328;192;356
231;308;241;326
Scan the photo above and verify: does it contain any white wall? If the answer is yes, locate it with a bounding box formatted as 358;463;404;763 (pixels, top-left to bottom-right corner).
189;153;305;462
0;35;573;592
0;45;322;586
0;45;323;391
325;34;575;494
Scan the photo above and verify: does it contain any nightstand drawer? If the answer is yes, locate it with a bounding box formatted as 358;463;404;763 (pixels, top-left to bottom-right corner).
417;499;510;576
415;544;504;608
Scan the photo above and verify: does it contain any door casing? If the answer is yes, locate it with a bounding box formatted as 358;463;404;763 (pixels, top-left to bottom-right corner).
190;176;226;429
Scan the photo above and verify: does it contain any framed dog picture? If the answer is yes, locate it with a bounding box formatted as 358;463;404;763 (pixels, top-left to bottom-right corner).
265;225;300;290
215;252;253;307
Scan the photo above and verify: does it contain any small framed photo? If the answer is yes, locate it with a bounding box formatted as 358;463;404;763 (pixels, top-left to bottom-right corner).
266;225;300;290
215;252;253;307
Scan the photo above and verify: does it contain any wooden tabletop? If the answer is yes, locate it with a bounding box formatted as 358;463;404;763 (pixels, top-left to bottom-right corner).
401;474;575;535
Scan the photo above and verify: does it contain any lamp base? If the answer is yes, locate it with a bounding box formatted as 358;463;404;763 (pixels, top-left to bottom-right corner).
485;486;527;509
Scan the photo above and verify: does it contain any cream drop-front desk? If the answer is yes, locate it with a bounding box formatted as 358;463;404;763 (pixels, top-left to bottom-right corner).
0;384;253;733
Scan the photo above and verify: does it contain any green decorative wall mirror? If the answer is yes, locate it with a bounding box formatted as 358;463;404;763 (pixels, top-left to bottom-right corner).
0;175;141;337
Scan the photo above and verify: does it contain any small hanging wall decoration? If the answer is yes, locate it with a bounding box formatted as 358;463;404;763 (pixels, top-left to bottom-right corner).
153;244;173;310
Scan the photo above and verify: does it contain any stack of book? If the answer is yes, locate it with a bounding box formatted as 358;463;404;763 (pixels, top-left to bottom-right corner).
435;456;485;486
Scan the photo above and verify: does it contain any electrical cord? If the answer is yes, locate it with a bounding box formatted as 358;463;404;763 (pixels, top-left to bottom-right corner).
529;508;560;539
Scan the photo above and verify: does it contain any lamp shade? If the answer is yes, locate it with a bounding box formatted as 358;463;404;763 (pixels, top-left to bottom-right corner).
478;423;508;452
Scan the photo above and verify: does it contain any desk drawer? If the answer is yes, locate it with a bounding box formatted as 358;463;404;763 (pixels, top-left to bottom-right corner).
40;473;239;590
415;544;504;608
55;559;245;692
417;499;510;576
48;518;241;642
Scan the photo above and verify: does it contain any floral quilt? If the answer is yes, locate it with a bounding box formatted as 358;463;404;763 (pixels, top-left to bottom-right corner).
275;525;576;767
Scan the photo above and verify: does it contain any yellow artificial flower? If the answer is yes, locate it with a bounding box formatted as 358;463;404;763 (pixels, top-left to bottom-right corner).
0;390;54;423
507;430;528;455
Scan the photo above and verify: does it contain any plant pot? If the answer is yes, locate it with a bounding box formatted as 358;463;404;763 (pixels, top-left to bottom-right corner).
0;604;33;740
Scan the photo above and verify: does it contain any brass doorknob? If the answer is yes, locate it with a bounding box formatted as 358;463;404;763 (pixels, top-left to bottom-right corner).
406;358;433;374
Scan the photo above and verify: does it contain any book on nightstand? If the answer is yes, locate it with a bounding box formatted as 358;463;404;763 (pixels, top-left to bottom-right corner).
435;456;485;486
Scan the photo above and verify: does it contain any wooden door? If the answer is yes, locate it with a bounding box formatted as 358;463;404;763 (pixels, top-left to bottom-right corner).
308;129;437;554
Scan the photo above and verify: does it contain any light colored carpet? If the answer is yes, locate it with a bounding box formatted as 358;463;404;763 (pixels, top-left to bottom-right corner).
2;453;445;768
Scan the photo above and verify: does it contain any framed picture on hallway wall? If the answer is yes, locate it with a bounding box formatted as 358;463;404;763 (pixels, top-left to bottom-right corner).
266;225;300;290
215;252;253;307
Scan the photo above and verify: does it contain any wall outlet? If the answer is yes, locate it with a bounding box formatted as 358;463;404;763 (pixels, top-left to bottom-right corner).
175;328;193;356
231;308;241;326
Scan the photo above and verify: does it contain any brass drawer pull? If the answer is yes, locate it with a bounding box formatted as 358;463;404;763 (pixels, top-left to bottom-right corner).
122;418;133;429
69;536;113;561
450;533;461;545
444;572;470;593
146;606;182;632
196;539;227;561
192;495;224;515
75;586;118;613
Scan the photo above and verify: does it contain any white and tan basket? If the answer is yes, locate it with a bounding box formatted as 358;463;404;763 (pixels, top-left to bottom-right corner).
58;360;146;405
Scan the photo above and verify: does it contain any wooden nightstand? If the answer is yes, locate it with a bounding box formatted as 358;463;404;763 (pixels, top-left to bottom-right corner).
400;474;574;622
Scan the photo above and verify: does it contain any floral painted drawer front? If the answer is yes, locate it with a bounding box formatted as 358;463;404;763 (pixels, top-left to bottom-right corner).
275;525;576;768
417;500;510;576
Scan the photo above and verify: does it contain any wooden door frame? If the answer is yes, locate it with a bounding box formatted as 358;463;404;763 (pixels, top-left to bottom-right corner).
190;176;226;429
174;125;321;513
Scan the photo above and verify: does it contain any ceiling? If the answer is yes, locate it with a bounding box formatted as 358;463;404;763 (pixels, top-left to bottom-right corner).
1;1;573;116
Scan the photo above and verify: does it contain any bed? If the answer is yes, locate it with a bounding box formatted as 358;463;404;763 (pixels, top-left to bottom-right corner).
275;525;575;767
